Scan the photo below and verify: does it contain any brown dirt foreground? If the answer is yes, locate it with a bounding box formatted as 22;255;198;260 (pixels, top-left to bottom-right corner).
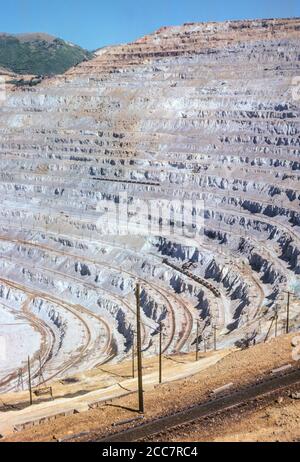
165;395;300;443
2;332;300;442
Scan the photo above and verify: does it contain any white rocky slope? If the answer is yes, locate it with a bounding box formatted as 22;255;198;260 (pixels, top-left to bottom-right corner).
0;18;299;391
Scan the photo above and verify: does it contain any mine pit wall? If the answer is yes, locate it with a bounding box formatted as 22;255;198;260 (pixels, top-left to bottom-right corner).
0;18;300;388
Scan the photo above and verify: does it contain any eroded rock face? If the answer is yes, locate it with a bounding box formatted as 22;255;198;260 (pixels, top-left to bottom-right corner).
0;18;299;390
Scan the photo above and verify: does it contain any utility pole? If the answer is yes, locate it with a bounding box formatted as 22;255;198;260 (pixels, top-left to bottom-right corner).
38;355;45;386
28;356;33;406
132;332;135;379
275;312;278;338
136;283;144;413
213;325;217;351
264;317;275;343
159;322;163;384
17;369;24;391
286;291;290;334
196;321;199;361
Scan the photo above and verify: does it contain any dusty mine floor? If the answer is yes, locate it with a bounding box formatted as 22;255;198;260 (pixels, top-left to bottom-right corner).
161;390;300;442
1;333;299;442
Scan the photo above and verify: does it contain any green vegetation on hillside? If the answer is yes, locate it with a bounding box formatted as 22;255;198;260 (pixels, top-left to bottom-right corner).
0;34;94;75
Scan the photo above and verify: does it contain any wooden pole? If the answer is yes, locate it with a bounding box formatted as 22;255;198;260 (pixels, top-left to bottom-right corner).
213;325;217;351
275;313;278;337
136;283;144;413
264;317;274;343
132;332;135;379
196;321;199;361
28;356;33;405
286;291;290;334
159;322;162;384
38;354;45;386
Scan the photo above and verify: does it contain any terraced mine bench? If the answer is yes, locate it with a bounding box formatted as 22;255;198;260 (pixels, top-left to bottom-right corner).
162;258;221;297
0;17;299;390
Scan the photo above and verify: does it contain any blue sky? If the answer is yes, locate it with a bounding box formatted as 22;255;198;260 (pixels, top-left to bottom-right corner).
0;0;299;50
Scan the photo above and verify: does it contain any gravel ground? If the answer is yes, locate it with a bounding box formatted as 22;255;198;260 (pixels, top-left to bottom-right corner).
166;391;300;442
2;332;299;442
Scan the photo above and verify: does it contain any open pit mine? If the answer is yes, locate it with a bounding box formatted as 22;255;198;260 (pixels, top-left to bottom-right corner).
0;17;299;393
